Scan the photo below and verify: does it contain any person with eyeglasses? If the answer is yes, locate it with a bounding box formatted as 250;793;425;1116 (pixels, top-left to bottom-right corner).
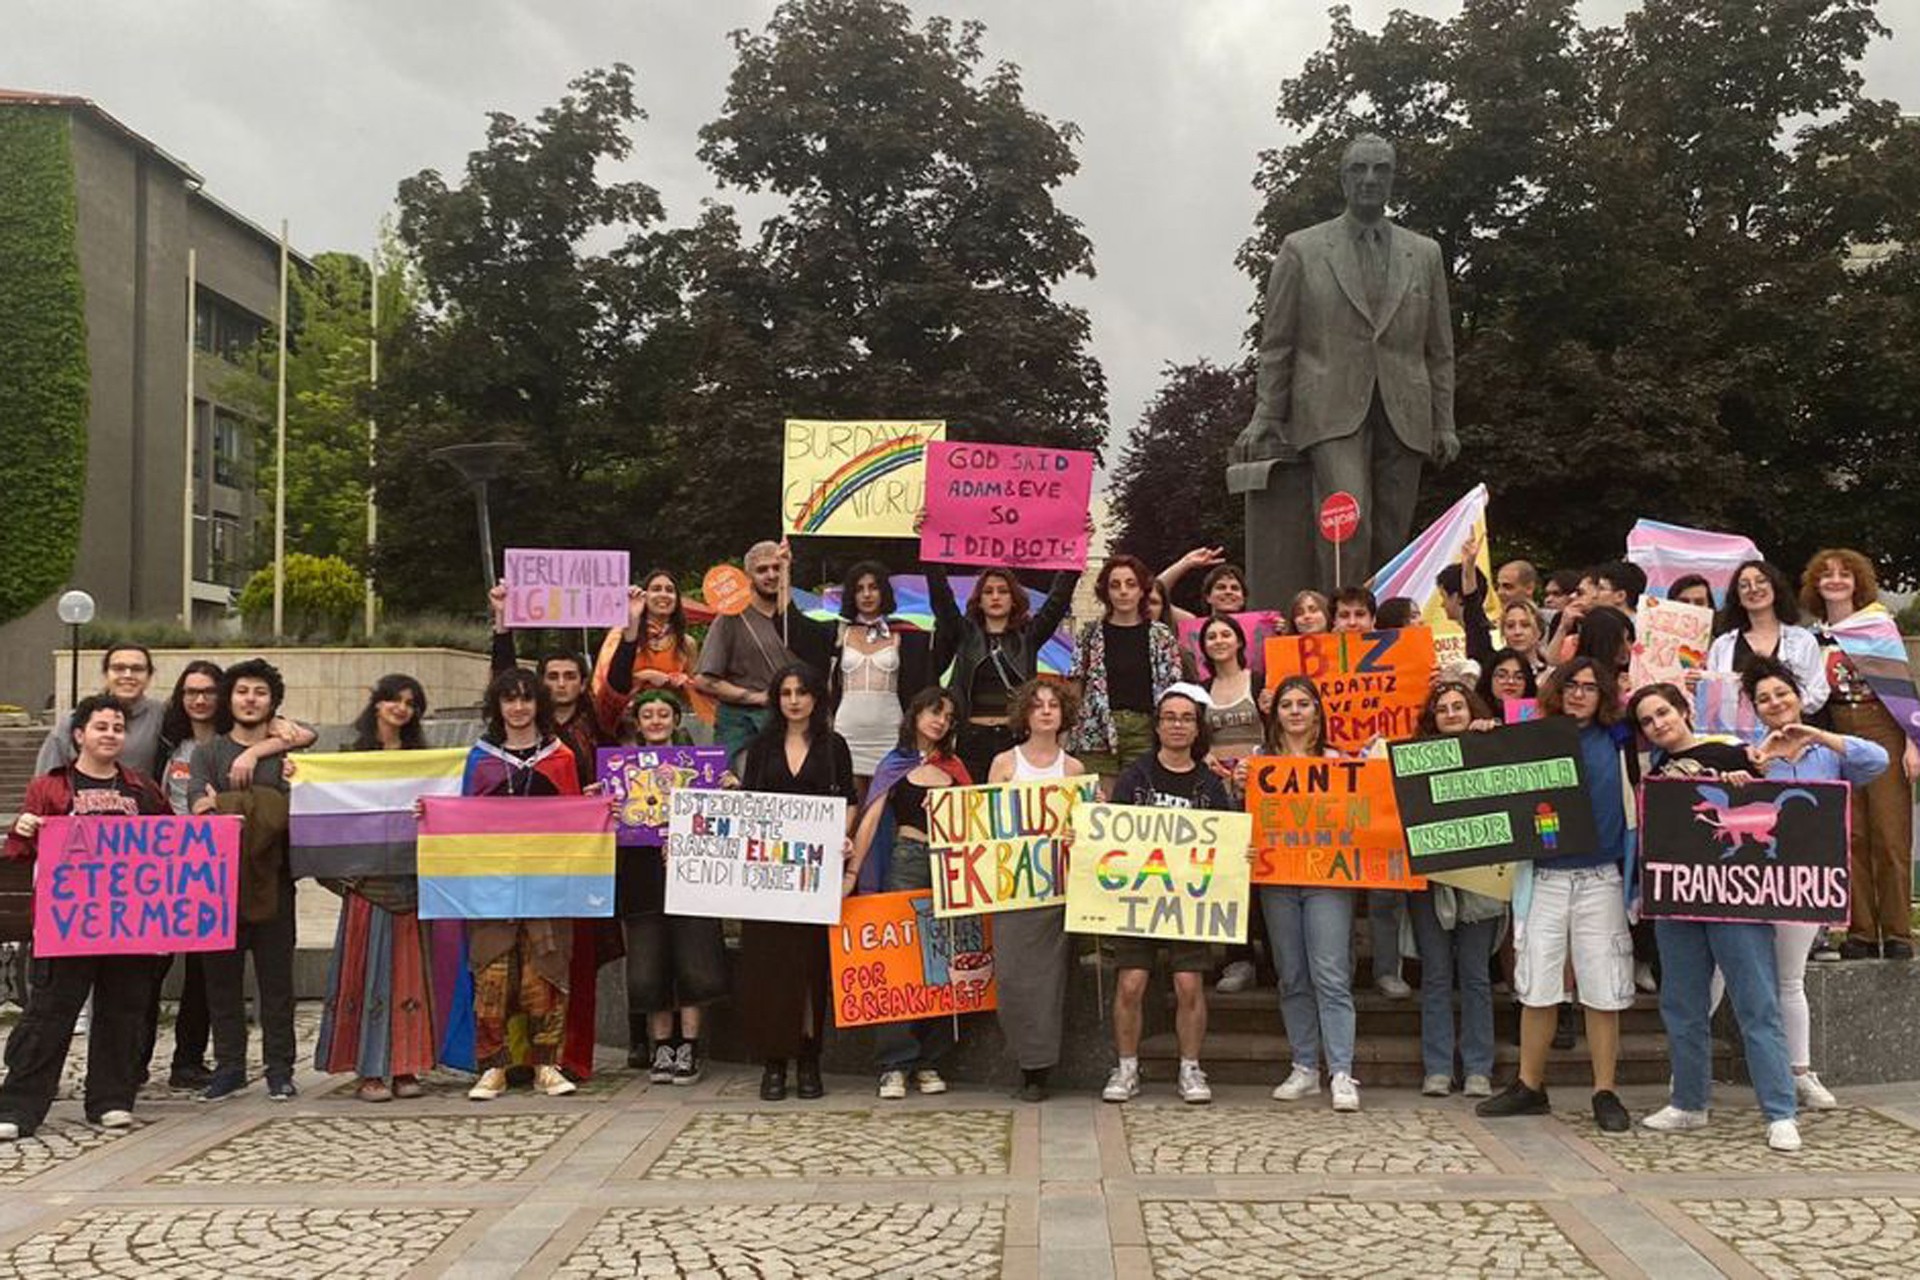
36;645;167;778
1702;559;1828;715
1478;657;1639;1133
1101;684;1233;1106
1477;649;1538;721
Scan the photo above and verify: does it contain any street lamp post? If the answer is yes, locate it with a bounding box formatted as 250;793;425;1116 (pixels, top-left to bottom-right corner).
56;589;96;712
430;442;529;594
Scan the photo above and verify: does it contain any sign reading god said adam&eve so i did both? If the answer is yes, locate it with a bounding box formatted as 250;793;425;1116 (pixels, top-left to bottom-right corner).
1065;803;1252;944
919;442;1096;571
1387;718;1599;872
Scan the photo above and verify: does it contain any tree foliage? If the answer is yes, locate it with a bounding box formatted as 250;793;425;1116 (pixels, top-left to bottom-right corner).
1241;0;1920;584
237;553;363;639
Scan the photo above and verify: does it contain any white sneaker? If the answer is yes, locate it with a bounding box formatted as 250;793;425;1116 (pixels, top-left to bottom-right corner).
1101;1062;1140;1103
1634;961;1658;993
1376;974;1413;1000
912;1069;947;1096
1271;1065;1320;1101
1421;1074;1452;1097
1330;1072;1361;1112
878;1069;909;1100
1795;1072;1836;1110
467;1068;508;1101
1464;1074;1493;1098
0;1122;17;1141
1177;1062;1212;1105
94;1110;134;1130
1641;1105;1709;1132
1768;1118;1803;1151
534;1065;577;1097
1216;960;1256;994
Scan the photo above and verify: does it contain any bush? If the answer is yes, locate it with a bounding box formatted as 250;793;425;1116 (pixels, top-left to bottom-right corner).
78;611;492;652
1896;599;1920;637
237;554;363;640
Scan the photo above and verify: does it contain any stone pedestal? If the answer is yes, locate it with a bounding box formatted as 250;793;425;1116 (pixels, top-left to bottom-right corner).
1228;457;1317;611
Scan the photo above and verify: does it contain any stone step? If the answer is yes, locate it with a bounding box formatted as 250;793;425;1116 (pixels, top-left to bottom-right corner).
1192;985;1671;1036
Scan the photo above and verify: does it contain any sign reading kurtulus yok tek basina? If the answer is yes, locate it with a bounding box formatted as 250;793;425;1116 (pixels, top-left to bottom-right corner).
924;776;1098;918
1386;718;1598;872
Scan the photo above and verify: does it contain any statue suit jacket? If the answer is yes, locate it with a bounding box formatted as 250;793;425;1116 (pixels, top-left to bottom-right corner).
1249;214;1455;457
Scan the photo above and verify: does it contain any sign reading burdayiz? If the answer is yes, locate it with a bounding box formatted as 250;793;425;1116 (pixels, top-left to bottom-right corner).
1387;718;1598;871
1639;777;1851;925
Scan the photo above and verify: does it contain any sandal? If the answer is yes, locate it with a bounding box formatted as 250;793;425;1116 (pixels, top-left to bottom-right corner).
390;1075;424;1099
354;1077;393;1103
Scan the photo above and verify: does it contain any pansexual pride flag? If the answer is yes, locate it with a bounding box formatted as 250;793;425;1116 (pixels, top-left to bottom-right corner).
1827;604;1920;751
289;748;467;878
1626;519;1760;607
417;795;615;920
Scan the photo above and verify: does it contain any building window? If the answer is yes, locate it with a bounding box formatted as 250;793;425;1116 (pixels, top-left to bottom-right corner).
194;291;267;366
213;411;246;488
209;511;244;588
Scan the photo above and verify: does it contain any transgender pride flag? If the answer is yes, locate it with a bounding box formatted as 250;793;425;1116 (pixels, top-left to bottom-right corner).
1626;520;1761;607
1828;604;1920;751
290;748;467;878
417;795;616;920
1368;484;1491;625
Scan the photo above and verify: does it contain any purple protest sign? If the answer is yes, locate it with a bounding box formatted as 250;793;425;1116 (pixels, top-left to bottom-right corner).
920;442;1094;570
503;548;630;628
32;815;240;956
597;746;729;845
1177;611;1286;678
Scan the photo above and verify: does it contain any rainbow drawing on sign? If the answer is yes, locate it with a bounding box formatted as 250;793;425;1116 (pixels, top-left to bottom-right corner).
1534;803;1560;850
791;435;931;533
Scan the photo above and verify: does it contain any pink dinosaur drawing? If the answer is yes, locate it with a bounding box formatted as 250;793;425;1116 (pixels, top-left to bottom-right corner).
1691;785;1817;860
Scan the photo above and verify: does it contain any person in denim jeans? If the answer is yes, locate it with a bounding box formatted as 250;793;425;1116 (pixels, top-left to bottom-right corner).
1629;684;1801;1151
847;688;972;1100
1407;681;1506;1098
1241;676;1363;1112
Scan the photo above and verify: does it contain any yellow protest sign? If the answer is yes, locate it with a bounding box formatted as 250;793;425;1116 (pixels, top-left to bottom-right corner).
782;419;946;538
1426;863;1516;902
924;777;1098;918
1065;803;1252;944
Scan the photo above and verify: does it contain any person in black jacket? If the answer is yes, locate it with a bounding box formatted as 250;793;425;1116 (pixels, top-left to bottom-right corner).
927;564;1078;783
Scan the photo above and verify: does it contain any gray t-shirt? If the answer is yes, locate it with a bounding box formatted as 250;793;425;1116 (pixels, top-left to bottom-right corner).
36;695;167;779
189;734;291;801
694;608;800;696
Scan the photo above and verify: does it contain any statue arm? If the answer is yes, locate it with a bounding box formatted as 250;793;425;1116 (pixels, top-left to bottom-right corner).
1426;242;1458;464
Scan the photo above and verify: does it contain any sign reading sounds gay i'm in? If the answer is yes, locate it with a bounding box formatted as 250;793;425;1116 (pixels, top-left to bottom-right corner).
1640;778;1851;925
502;548;630;628
1265;628;1434;753
783;420;946;538
1387;718;1598;872
920;442;1095;570
924;776;1098;917
1065;803;1251;944
665;789;847;925
33;815;240;956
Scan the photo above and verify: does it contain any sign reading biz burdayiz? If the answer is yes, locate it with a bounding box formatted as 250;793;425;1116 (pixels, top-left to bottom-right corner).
1387;718;1598;872
1639;778;1851;925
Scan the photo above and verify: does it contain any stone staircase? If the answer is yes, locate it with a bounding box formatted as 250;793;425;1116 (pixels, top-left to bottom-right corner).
0;725;43;940
1141;984;1733;1087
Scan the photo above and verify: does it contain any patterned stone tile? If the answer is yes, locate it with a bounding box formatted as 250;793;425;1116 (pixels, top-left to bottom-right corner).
1124;1106;1494;1175
0;1119;127;1187
1142;1200;1602;1279
1678;1197;1920;1279
554;1202;1004;1278
642;1109;1013;1180
51;1002;325;1103
0;1207;468;1278
149;1113;579;1185
1559;1106;1920;1174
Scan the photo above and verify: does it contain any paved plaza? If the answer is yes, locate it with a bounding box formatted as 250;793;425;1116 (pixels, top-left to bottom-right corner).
3;1004;1920;1277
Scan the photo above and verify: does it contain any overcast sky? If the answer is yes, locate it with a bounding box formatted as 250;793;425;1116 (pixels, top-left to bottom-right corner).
7;0;1918;461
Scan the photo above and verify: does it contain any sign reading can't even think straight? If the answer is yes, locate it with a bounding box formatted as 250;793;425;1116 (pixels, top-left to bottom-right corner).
1386;717;1599;872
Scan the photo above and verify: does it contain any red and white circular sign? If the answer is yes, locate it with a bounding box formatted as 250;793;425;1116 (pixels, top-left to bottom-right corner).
1318;491;1361;544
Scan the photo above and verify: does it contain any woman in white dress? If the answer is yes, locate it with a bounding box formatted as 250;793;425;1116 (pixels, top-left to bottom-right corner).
832;561;927;793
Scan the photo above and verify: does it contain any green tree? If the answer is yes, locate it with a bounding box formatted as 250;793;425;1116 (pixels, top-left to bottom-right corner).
667;0;1108;569
1244;0;1920;583
236;553;362;639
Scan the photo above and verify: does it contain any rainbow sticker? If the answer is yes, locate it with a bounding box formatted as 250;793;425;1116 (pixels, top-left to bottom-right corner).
1533;802;1560;851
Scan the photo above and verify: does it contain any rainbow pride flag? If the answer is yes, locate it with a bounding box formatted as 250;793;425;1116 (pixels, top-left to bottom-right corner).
1827;604;1920;751
289;748;467;878
417;795;615;920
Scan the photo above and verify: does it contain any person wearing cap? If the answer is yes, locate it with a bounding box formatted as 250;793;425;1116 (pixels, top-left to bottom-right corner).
1101;683;1233;1106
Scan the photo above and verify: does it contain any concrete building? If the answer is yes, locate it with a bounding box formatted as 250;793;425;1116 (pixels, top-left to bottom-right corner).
0;90;302;708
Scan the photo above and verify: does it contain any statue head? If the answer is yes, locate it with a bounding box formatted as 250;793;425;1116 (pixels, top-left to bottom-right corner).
1339;133;1396;222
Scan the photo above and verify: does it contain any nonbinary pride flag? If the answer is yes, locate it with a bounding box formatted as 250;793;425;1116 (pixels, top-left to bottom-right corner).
289;748;467;878
417;795;615;920
1827;604;1920;751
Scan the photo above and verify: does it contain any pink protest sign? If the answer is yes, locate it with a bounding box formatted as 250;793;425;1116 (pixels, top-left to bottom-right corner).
503;548;630;628
920;442;1094;570
1178;611;1286;678
1630;596;1713;691
32;815;240;956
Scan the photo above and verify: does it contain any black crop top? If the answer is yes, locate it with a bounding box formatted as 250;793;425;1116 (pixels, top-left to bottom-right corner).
890;778;929;831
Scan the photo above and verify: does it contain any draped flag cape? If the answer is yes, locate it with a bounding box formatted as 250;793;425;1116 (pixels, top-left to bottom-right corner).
1827;604;1920;751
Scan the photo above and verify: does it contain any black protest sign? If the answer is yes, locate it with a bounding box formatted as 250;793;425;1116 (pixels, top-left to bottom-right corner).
1387;717;1598;872
1639;777;1851;924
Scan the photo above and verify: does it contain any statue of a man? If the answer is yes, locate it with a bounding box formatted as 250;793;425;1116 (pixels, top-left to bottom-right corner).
1230;134;1458;593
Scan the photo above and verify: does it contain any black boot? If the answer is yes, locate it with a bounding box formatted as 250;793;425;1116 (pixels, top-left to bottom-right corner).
759;1059;788;1101
796;1045;824;1099
627;1014;649;1070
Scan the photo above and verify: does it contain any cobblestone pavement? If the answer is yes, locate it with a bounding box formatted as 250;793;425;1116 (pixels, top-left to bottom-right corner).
3;999;1920;1276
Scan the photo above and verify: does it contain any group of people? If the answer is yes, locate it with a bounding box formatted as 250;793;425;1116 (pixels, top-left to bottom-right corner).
2;534;1913;1156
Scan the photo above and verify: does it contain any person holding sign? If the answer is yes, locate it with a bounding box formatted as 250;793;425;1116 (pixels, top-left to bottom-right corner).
1734;658;1890;1113
1407;681;1505;1099
490;583;605;792
1069;556;1184;788
1477;657;1638;1133
1628;683;1802;1151
926;559;1079;784
848;687;972;1099
986;679;1089;1102
736;663;858;1102
594;571;713;734
1102;684;1234;1107
1704;560;1828;716
1;696;171;1141
695;541;836;763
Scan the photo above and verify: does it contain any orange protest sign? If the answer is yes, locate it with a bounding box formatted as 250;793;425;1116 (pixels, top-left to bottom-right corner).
1245;756;1425;890
701;564;753;617
1264;628;1435;753
831;890;998;1028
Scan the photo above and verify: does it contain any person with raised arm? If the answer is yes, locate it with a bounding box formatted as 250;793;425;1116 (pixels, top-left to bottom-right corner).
1069;555;1184;790
1155;547;1253;627
694;541;837;763
594;569;712;735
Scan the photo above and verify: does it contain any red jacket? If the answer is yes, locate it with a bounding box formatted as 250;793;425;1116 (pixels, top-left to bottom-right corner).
5;764;170;862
